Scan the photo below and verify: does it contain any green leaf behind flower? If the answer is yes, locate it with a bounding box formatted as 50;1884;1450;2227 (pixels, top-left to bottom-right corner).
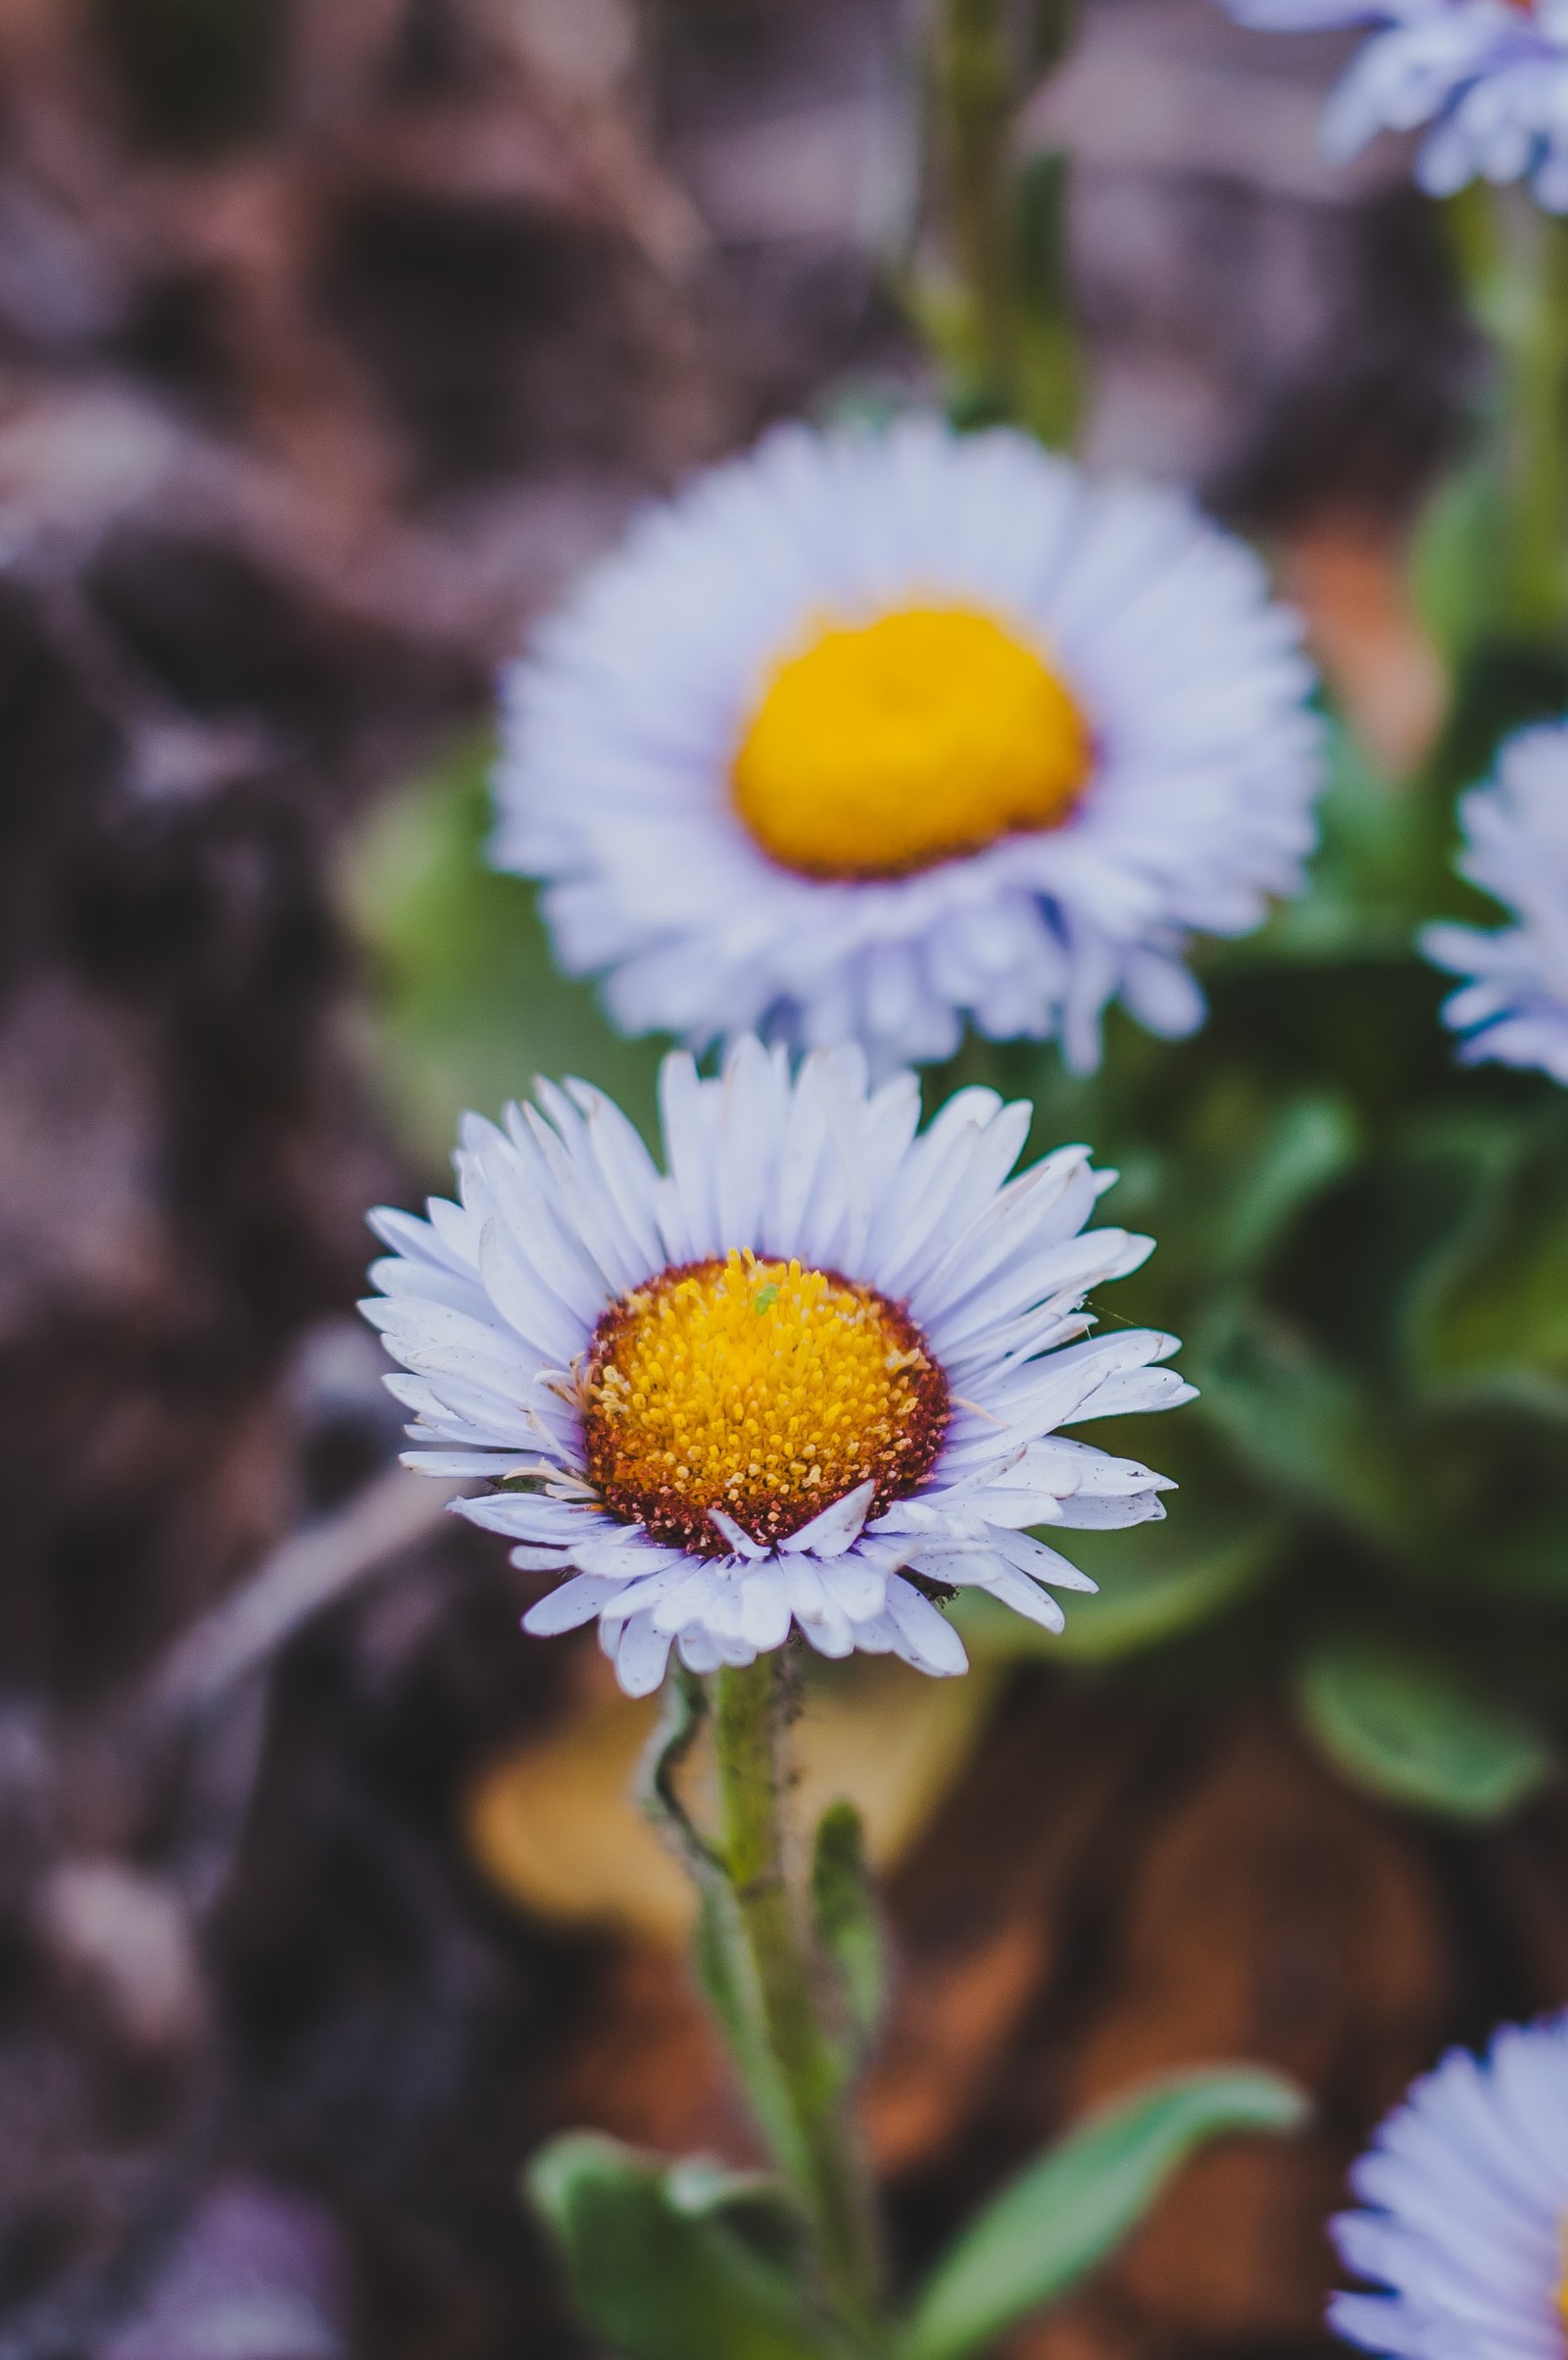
1403;1110;1568;1415
1295;1637;1555;1821
1191;1298;1415;1551
527;2133;853;2360
810;1801;885;2056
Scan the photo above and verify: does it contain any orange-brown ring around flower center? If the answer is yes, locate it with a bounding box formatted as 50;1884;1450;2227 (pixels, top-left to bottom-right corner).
580;1254;951;1556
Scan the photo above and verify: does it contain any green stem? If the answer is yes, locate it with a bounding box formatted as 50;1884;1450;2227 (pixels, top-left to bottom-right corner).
1025;0;1081;74
711;1656;887;2350
924;0;1085;442
1448;187;1568;641
1498;205;1568;639
934;0;1020;415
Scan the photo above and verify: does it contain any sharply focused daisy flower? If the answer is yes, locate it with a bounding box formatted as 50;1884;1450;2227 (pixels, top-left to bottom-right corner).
1329;2011;1568;2359
1222;0;1568;210
493;418;1321;1076
360;1039;1193;1696
1422;717;1568;1082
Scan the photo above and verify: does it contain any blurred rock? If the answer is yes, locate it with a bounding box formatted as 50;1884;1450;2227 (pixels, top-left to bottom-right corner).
1035;0;1476;524
1068;1715;1453;2107
37;1859;206;2056
95;2181;350;2360
880;1696;1454;2351
865;1684;1155;2178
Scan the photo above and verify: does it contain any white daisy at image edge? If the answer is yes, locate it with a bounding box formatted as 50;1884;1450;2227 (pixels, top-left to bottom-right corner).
1330;2011;1568;2360
493;418;1321;1077
1423;716;1568;1084
359;1038;1195;1696
1222;0;1568;211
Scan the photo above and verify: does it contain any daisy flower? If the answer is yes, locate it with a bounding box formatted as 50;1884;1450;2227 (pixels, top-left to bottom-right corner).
492;418;1321;1077
1422;716;1568;1082
1222;0;1568;211
1329;2011;1568;2359
360;1038;1194;1696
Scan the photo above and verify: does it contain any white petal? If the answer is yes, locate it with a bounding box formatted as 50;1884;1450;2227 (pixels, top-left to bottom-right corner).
882;1575;969;1676
523;1574;624;1636
779;1480;877;1558
490;416;1323;1073
677;1626;724;1675
708;1507;768;1559
616;1614;675;1696
973;1560;1067;1633
738;1569;793;1651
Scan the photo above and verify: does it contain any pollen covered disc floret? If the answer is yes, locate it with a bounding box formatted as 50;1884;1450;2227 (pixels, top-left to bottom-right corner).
731;606;1092;881
494;418;1321;1076
583;1251;949;1552
360;1037;1196;1696
1328;2010;1568;2360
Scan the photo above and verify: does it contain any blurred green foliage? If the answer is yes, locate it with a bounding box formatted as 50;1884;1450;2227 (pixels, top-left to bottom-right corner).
528;2135;852;2360
341;740;665;1179
936;664;1568;1816
1295;1638;1553;1821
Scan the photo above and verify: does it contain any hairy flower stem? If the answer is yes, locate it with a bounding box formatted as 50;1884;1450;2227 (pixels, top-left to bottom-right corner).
710;1655;888;2352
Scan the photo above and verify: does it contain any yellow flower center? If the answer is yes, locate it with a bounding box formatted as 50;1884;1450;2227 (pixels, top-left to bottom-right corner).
581;1249;950;1553
730;605;1094;881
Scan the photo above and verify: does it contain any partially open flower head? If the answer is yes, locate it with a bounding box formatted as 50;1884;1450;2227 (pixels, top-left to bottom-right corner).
361;1040;1195;1695
1223;0;1568;209
494;418;1321;1077
1330;2011;1568;2360
1423;716;1568;1083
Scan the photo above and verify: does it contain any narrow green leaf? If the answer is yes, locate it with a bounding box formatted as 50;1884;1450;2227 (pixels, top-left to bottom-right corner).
693;1884;799;2179
1296;1638;1555;1822
810;1801;885;2053
526;2133;847;2360
900;2067;1309;2360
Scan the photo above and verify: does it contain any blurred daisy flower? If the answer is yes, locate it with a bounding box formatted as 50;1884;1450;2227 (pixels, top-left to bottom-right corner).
1330;2011;1568;2358
1225;0;1568;210
361;1038;1193;1696
1423;717;1568;1081
493;418;1321;1076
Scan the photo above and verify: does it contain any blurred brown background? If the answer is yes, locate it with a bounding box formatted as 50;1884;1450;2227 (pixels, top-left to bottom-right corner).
0;4;1550;2357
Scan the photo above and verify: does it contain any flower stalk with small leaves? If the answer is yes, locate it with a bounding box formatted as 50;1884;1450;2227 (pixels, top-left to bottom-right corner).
363;1041;1305;2358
